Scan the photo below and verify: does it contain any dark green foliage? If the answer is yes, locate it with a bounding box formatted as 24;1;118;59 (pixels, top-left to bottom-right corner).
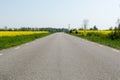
109;27;113;30
93;25;98;30
0;27;69;33
69;30;73;34
90;28;93;30
108;25;120;40
75;30;78;34
90;25;98;30
78;28;84;30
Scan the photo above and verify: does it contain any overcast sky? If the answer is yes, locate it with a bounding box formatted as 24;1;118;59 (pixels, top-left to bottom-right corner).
0;0;120;29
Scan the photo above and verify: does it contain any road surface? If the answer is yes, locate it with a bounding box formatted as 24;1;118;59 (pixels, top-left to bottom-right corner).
0;33;120;80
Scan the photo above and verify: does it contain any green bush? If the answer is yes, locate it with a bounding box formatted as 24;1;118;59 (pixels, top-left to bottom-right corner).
108;27;120;40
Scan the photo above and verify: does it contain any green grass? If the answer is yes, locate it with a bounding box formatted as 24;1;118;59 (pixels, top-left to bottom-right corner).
72;34;120;50
0;33;51;50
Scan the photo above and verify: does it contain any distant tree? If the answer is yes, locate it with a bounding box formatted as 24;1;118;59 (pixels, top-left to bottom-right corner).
69;30;72;34
90;28;93;30
108;24;120;40
78;28;84;30
118;24;120;30
8;28;13;31
109;27;113;30
75;30;78;34
93;25;98;30
73;29;77;31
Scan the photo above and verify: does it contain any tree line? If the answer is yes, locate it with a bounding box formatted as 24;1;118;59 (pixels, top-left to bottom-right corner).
69;24;120;40
0;27;69;33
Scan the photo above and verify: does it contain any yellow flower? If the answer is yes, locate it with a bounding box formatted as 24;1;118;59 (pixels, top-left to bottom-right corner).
0;31;49;37
76;30;112;36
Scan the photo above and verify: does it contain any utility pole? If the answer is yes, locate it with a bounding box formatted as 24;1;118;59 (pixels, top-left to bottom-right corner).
83;19;89;30
68;24;70;31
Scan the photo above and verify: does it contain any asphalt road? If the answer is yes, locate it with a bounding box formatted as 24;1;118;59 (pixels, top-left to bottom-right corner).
0;33;120;80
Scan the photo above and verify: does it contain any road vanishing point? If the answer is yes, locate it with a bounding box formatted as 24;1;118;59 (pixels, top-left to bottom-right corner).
0;33;120;80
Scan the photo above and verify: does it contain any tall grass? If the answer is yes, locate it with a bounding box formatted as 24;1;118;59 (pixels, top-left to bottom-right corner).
0;33;51;50
72;30;120;50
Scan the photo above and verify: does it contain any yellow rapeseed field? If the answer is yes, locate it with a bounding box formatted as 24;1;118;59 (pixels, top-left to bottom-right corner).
76;30;113;36
0;31;49;37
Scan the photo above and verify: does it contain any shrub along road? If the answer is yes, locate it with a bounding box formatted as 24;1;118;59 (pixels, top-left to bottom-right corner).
0;33;120;80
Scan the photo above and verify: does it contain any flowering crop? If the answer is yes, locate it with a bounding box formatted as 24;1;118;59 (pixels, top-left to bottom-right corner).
0;31;49;37
73;30;113;36
77;30;112;34
72;30;120;50
0;31;50;50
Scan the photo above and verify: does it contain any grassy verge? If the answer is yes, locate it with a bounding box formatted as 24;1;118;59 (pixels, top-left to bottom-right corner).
0;33;51;50
72;34;120;50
